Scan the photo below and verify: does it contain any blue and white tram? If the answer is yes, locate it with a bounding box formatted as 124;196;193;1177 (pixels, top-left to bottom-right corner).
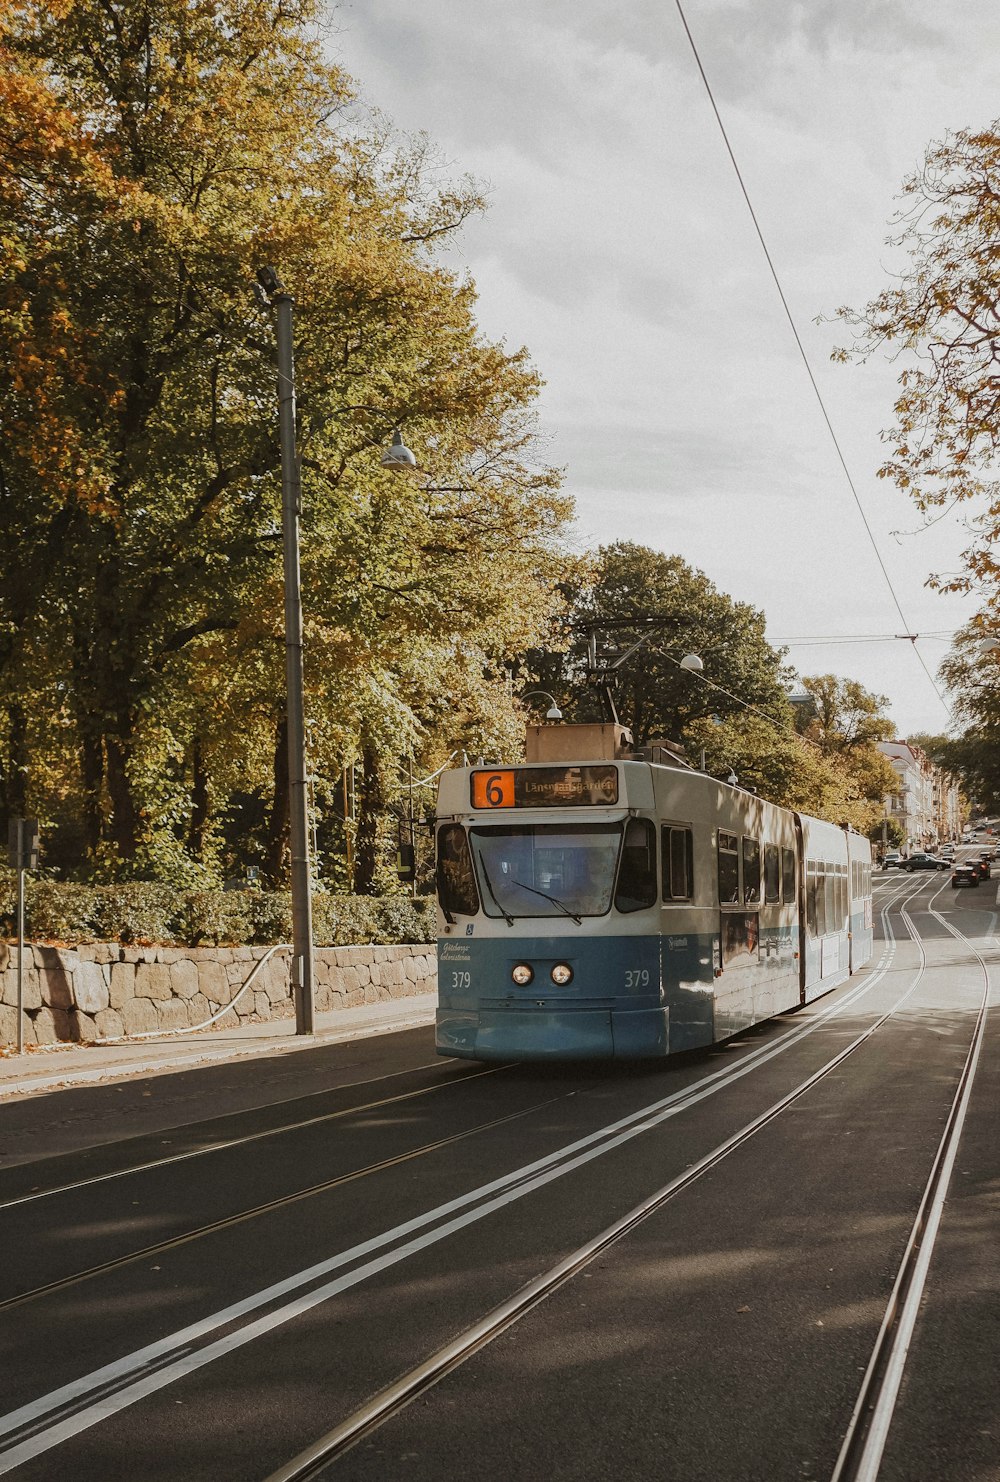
434;737;873;1061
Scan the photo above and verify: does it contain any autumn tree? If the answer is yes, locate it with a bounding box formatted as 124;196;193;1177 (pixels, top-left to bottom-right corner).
835;123;1000;603
0;0;574;885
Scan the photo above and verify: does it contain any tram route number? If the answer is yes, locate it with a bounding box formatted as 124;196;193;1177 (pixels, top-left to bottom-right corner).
624;969;650;988
450;971;472;989
471;770;516;808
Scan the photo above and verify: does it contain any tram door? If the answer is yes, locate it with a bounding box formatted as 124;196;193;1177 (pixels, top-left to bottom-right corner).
793;813;807;1002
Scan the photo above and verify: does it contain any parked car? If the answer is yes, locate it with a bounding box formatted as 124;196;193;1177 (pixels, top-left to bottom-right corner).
883;851;903;868
900;852;949;872
952;863;981;889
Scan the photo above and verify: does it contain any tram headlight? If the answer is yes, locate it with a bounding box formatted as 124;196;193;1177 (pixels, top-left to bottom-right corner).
511;963;534;985
550;963;573;986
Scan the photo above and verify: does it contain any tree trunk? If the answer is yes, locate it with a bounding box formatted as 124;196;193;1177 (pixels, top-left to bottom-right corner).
80;729;104;856
187;734;209;858
2;701;28;817
105;731;141;860
264;713;289;888
354;742;397;895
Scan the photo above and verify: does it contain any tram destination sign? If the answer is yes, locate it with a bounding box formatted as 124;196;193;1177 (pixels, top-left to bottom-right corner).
470;765;619;809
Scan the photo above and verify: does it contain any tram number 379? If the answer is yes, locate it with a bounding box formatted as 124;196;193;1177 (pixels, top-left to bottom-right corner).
624;969;650;988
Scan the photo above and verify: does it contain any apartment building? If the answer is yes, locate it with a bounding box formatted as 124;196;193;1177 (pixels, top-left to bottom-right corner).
877;740;963;852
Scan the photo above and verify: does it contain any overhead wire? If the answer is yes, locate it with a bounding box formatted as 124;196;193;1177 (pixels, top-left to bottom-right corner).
672;0;951;718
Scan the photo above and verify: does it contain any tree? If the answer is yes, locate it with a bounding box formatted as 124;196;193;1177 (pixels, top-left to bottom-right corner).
0;0;575;885
525;543;794;745
835;123;1000;599
793;674;895;753
792;674;898;825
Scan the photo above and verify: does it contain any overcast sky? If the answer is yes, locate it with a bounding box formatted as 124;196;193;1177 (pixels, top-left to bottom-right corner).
331;0;1000;739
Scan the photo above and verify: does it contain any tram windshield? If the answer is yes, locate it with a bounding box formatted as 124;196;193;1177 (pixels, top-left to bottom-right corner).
469;822;622;919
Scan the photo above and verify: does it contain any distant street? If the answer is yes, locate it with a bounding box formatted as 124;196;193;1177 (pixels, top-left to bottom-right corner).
0;867;997;1482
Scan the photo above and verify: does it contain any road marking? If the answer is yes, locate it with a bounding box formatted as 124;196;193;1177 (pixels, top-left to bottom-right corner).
0;909;910;1474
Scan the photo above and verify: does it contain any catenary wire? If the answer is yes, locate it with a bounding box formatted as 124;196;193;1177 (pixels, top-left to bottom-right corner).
672;0;951;717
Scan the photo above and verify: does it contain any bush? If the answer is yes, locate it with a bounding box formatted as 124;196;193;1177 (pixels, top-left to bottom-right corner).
175;890;256;946
22;879;99;940
0;876;436;946
90;884;177;943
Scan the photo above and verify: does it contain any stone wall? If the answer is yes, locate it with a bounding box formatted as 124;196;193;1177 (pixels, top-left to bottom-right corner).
0;942;437;1047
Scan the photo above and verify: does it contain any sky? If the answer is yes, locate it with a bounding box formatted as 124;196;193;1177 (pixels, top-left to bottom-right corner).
330;0;1000;740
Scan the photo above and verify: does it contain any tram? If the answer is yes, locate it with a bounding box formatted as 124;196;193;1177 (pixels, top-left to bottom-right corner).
434;724;873;1061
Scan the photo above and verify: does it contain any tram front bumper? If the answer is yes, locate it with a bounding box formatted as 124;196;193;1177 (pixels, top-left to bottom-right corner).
435;1005;669;1061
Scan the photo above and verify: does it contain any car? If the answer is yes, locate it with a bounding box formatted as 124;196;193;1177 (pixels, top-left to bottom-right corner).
883;851;903;868
900;852;949;871
940;844;956;858
952;863;980;888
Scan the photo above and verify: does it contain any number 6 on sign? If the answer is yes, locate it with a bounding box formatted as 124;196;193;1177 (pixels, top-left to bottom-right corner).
471;770;515;808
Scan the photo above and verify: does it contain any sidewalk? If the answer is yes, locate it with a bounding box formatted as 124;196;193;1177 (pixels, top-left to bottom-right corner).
0;992;437;1100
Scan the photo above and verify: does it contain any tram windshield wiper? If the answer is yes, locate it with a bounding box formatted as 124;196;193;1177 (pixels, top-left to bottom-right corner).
509;878;583;925
477;857;515;926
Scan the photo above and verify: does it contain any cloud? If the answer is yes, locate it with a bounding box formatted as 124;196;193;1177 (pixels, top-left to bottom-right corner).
330;0;999;734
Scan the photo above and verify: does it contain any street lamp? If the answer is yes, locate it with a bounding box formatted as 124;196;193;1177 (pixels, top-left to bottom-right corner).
522;689;563;721
254;268;421;1038
255;266;314;1036
380;428;417;470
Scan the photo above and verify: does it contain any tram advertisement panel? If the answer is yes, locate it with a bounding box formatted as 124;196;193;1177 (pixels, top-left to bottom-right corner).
470;766;619;809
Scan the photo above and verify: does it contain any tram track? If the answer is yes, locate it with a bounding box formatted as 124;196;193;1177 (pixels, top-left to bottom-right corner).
256;881;947;1482
831;881;995;1482
0;880;912;1317
0;1061;511;1212
0;873;942;1477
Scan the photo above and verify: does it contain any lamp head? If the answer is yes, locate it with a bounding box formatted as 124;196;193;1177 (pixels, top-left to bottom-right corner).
381;428;417;471
545;703;563;721
679;653;704;673
255;265;283;296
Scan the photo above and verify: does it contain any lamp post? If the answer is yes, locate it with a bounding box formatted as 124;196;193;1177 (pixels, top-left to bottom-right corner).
255;266;314;1035
254;278;426;1034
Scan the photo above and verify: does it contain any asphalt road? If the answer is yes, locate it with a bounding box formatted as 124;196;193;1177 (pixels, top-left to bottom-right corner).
0;866;996;1482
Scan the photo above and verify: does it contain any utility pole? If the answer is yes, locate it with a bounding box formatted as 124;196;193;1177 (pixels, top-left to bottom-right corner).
255;267;314;1035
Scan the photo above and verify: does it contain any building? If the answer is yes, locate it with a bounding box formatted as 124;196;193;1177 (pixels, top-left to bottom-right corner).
877;741;963;852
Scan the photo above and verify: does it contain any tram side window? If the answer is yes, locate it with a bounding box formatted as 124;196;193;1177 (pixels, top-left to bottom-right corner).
806;861;824;935
437;825;480;918
662;825;694;901
742;837;761;905
781;847;796;904
764;844;780;904
718;831;740;905
824;868;836;930
615;818;658;913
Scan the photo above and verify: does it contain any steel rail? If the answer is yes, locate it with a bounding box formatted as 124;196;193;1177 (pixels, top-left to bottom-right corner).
261;888;933;1482
0;1062;508;1212
829;884;994;1482
0;1092;578;1314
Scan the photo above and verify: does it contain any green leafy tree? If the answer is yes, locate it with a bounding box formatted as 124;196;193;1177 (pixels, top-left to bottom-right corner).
527;543;794;745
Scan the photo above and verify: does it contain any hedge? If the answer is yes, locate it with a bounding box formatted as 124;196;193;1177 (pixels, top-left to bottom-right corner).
0;876;436;947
